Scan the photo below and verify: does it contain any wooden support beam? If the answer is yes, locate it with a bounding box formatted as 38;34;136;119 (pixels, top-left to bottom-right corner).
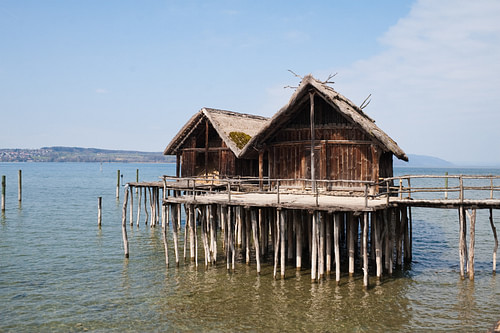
311;211;318;282
121;185;129;258
373;212;382;279
489;208;498;273
326;213;332;276
273;209;280;280
467;208;476;280
280;209;286;279
348;213;355;276
251;209;261;274
459;206;467;279
334;213;341;284
171;204;180;266
319;212;325;279
363;212;369;288
296;210;302;270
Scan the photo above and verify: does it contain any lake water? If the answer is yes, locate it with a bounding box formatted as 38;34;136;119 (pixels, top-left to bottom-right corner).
0;162;499;332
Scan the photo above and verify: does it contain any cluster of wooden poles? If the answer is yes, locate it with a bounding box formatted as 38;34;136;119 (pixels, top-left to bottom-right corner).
1;170;22;213
458;207;498;280
120;184;413;288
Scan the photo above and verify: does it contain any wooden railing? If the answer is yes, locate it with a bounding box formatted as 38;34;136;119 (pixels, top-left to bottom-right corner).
161;175;376;207
377;175;500;202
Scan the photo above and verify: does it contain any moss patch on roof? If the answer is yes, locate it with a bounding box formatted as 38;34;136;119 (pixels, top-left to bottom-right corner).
229;131;252;150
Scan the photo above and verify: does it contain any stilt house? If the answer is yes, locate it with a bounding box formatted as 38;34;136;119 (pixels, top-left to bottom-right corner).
163;108;268;178
164;75;407;193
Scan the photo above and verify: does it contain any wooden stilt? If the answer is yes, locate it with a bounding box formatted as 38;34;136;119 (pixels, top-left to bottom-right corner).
373;212;382;279
326;213;332;276
171;204;180;266
280;209;286;279
202;206;210;268
162;202;169;267
287;211;294;262
194;206;199;267
121;185;129;258
467;208;476;280
189;205;195;262
273;209;280;280
98;197;102;227
348;213;355;276
489;208;498;273
296;210;302;270
318;212;325;279
334;213;341;284
144;187;148;226
251;209;261;274
311;211;318;282
230;206;235;271
459;206;467;279
363;212;369;288
129;186;134;227
136;187;141;227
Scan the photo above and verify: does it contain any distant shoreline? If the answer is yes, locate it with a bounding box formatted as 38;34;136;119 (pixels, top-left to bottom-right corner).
0;146;174;163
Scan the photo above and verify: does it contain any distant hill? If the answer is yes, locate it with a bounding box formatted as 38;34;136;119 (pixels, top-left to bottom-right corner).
0;146;174;163
394;154;454;168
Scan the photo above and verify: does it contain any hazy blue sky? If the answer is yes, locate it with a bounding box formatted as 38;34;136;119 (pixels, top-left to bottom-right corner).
1;0;499;164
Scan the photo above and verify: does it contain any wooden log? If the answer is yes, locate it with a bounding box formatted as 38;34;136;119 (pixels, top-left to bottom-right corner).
1;175;5;212
287;211;294;262
318;212;325;279
129;186;134;227
171;204;180;266
402;207;410;264
183;204;188;260
408;206;413;261
334;213;341;284
236;206;243;248
296;210;302;270
229;206;235;271
280;209;286;279
396;208;403;267
348;213;355;276
121;185;129;258
251;209;261;274
209;204;217;264
202;205;210;267
144;187;149;225
162;202;169;267
489;208;498;273
260;208;266;256
245;208;251;264
136;187;141;227
459;206;467;279
326;213;332;275
363;212;369;288
98;197;102;227
467;208;476;280
222;206;230;271
18;170;22;202
311;211;318;282
116;170;120;200
194;206;199;267
373;212;382;279
273;209;280;280
188;205;195;262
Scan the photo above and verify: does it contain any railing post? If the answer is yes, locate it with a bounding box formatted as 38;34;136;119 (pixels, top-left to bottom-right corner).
491;177;494;199
407;178;411;199
193;179;196;201
227;180;231;204
364;184;368;208
386;180;390;205
444;171;449;199
277;180;280;204
459;176;464;202
315;182;319;207
399;178;403;199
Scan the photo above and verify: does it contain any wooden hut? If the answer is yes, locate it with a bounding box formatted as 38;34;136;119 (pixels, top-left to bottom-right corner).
241;74;408;193
163;108;268;178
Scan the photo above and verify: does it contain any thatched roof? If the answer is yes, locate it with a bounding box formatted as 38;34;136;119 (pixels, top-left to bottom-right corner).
241;75;408;161
163;108;268;156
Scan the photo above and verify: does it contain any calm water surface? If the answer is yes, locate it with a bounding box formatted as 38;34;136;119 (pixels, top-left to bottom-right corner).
0;163;499;332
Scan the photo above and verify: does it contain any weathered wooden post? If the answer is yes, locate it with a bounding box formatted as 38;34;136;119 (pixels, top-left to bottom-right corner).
136;169;139;194
363;213;369;288
311;211;318;282
18;170;22;202
1;175;5;212
444;171;448;199
467;209;476;280
121;185;130;258
251;209;261;274
280;209;286;279
98;196;102;227
116;170;120;200
489;208;498;273
334;213;341;284
459;206;467;279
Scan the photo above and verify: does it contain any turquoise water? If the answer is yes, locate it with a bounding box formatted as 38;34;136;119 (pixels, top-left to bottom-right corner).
0;163;499;332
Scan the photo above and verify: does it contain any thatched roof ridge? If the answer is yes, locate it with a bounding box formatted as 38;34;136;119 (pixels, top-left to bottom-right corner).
163;108;268;156
242;75;408;161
